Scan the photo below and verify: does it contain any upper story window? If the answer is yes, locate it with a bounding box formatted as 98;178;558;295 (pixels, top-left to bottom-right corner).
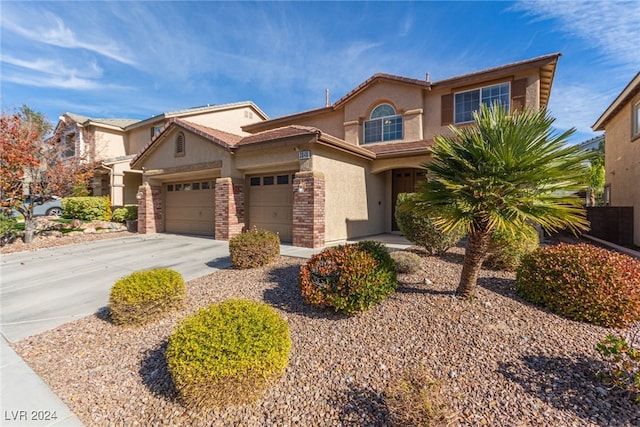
63;133;76;158
633;101;640;139
454;82;510;124
175;132;185;157
364;104;403;144
151;125;163;139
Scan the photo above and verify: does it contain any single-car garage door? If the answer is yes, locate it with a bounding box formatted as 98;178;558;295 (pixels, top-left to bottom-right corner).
249;174;293;242
164;180;216;236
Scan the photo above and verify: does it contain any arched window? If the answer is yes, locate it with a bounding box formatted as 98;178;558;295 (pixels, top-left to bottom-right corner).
364;103;403;143
175;132;185;156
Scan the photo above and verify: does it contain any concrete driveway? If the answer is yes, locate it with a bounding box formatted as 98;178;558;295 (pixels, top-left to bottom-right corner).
0;234;232;343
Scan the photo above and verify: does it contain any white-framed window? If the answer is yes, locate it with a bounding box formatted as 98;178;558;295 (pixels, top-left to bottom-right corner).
632;101;640;139
175;132;185;156
454;82;510;124
364;104;403;144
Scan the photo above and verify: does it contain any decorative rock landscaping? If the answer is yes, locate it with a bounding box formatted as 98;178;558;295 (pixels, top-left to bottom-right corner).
12;246;639;426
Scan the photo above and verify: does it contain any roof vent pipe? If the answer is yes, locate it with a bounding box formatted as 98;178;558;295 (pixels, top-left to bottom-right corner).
425;72;430;83
325;89;329;107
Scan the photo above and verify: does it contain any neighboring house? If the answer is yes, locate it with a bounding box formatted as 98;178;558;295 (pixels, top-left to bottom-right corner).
592;72;640;246
131;53;561;248
51;102;267;206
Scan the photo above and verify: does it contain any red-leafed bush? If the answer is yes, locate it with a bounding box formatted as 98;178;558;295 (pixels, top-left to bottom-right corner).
516;243;640;327
299;241;397;314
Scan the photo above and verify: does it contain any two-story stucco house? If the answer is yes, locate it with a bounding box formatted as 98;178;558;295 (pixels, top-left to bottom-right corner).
131;53;561;248
51;102;267;206
592;72;640;246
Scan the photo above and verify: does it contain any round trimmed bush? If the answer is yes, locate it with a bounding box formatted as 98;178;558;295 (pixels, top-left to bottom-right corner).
166;299;291;408
484;224;539;271
299;241;397;314
516;243;640;328
395;193;464;255
109;268;185;326
229;228;280;269
390;250;422;274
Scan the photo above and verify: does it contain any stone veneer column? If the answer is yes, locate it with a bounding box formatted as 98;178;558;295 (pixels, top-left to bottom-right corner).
137;182;163;234
215;177;245;240
293;171;325;248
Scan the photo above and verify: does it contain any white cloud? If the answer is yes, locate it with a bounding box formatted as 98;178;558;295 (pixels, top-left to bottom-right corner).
547;83;613;135
1;9;137;66
513;0;640;71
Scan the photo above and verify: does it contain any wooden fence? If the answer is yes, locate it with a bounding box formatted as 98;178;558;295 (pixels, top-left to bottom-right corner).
586;207;634;246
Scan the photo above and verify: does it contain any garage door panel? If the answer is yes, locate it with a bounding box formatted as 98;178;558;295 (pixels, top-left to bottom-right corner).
249;174;293;243
165;181;215;236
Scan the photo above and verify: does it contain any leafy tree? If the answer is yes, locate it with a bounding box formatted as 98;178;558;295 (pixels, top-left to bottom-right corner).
1;106;96;243
588;154;605;206
408;103;592;299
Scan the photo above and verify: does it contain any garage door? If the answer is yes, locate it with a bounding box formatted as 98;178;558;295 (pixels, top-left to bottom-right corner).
165;180;216;236
249;174;293;242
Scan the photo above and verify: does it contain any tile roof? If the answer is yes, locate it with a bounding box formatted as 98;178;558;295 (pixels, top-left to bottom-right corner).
237;125;320;146
65;113;140;129
126;101;268;130
363;140;433;156
130;118;243;167
333;73;430;108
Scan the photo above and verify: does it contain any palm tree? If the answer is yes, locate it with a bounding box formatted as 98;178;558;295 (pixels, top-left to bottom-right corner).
410;103;592;299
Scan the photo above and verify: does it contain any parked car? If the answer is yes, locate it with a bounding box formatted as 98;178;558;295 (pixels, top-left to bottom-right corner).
9;195;63;217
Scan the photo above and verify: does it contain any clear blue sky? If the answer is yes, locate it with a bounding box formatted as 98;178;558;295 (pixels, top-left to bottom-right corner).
1;1;638;144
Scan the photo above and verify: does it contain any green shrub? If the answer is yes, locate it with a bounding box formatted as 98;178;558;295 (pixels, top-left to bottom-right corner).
109;268;185;326
229;228;280;269
166;299;291;408
516;243;640;328
111;205;138;223
395;193;464;255
390;251;422;274
596;329;640;402
62;196;112;221
385;366;455;426
0;212;19;246
484;224;539;271
299;241;397;314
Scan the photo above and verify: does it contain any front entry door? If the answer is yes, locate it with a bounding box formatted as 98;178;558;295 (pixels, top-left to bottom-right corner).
392;168;426;231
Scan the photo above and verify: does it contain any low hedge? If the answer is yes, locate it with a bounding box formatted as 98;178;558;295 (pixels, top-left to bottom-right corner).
395;193;464;255
112;205;138;223
516;243;640;328
299;241;397;314
229;228;280;269
62;196;112;221
484;224;539;271
390;250;422;274
166;299;291;408
109;268;185;326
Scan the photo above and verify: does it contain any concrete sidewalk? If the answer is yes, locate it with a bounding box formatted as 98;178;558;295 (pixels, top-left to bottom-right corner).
0;233;410;426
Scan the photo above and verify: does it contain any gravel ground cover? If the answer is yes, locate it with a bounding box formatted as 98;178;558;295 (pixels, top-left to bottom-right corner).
12;246;639;426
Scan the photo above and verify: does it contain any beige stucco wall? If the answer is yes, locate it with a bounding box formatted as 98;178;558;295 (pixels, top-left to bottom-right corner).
604;91;640;245
181;107;264;136
93;128;127;160
128;126;155;156
424;70;542;141
311;146;386;243
140;129;230;183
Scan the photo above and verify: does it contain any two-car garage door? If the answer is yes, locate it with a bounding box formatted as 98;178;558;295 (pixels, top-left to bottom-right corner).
164;180;216;236
163;174;293;241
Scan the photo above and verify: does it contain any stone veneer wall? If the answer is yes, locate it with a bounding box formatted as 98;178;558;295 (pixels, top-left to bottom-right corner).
137;183;163;234
293;171;325;248
215;177;245;240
